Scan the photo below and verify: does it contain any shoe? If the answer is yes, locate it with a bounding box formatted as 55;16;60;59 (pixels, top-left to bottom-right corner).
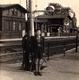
34;72;38;76
34;72;42;76
37;72;42;76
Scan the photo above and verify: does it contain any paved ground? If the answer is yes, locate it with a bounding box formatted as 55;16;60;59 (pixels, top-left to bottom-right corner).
0;48;79;80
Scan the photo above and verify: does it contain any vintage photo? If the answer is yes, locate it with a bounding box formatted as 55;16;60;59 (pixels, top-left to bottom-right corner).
0;0;79;80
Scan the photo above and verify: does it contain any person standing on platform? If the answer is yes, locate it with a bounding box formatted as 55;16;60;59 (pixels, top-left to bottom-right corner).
33;30;44;76
30;36;37;71
58;27;62;36
21;33;31;71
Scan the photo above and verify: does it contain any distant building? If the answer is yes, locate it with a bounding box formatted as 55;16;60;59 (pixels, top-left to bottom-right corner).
33;3;77;36
0;4;27;39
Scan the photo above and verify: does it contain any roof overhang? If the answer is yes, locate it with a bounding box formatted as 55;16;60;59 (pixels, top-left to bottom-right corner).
36;15;65;19
0;4;28;13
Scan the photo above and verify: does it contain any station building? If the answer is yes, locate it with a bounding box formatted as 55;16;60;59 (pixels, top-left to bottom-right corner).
33;3;77;36
0;4;27;39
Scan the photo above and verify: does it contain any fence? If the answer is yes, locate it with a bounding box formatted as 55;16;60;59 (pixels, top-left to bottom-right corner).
44;36;78;60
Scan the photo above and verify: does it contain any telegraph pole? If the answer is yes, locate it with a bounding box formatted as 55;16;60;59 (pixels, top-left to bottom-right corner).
26;0;35;36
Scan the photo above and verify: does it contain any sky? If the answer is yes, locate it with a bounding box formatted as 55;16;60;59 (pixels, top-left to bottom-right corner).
0;0;79;26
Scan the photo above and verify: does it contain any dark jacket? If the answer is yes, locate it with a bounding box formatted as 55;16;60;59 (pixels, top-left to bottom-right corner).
35;36;44;59
22;35;31;52
30;36;37;53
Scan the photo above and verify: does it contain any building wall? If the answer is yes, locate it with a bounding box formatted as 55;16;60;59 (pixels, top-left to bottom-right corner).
0;7;26;39
0;9;2;32
2;8;25;18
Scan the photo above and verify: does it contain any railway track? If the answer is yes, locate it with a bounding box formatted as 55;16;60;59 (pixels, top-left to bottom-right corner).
0;36;78;63
0;38;23;63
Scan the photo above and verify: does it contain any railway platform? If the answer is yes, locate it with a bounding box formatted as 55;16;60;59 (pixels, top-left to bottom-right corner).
0;47;79;80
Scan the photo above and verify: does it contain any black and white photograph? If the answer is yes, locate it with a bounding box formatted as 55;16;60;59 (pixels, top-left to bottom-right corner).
0;0;79;80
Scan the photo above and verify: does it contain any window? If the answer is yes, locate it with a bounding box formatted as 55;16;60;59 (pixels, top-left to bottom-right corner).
19;23;21;30
14;9;17;15
11;8;17;16
13;21;16;30
5;20;9;31
6;9;9;15
11;9;14;15
22;29;26;37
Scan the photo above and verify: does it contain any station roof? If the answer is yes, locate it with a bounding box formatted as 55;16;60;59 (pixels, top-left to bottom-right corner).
0;4;27;13
36;15;66;19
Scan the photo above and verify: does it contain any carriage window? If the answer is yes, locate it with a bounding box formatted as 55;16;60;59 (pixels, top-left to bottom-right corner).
13;22;16;30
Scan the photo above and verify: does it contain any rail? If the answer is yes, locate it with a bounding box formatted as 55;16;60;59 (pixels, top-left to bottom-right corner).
0;38;22;53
